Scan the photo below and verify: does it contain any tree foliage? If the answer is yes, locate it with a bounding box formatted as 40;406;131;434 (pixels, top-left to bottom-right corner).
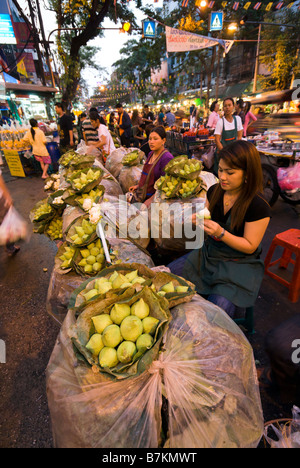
46;0;139;108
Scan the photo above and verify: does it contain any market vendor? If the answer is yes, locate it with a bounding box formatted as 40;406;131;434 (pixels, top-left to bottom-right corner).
128;126;174;207
214;98;243;151
89;110;116;162
167;140;271;318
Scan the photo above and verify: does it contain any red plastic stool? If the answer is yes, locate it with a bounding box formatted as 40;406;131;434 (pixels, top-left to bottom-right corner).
264;229;300;303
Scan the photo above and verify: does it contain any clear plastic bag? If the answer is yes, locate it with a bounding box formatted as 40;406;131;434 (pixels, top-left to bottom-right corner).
0;206;30;245
46;294;264;448
264;406;300;448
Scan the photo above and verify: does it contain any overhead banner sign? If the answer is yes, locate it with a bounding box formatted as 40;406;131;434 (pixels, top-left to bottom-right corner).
165;26;234;54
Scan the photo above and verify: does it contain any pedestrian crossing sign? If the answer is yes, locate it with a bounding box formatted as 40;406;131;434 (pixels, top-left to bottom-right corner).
209;11;224;31
142;20;156;38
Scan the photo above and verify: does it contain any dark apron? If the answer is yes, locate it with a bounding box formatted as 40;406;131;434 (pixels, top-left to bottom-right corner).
182;213;265;308
213;116;238;175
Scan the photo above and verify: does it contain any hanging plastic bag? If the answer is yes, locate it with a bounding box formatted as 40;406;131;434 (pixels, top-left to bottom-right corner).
0;206;30;245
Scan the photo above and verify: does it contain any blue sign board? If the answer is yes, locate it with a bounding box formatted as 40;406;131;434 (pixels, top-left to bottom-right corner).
209;11;224;32
143;20;156;38
0;14;16;44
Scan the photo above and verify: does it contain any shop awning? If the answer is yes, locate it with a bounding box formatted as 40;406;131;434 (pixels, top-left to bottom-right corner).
4;82;58;96
210;82;252;100
250;88;296;105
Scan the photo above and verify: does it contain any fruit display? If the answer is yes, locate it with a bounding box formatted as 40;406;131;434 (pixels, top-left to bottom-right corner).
122;149;144;167
67;217;97;246
69;168;102;193
45;217;63;241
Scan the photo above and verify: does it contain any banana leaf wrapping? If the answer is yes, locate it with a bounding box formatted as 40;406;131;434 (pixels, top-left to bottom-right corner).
54;242;79;275
43;175;61;193
68;154;96;171
69;263;195;313
67;167;103;194
47;189;67;211
122;149;145;167
44;214;63;241
65;214;98;247
72;237;111;278
164;155;188;174
62;206;85;240
59;150;79;168
154;175;181;200
176;177;207;200
69;285;171;379
46;294;264;448
29;199;55;227
46;240;155;326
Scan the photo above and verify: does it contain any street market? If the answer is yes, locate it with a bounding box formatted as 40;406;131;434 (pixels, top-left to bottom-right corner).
1;0;300;451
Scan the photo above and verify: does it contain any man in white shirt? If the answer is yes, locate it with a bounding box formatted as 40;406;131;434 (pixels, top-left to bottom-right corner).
89;110;116;159
214;98;243;152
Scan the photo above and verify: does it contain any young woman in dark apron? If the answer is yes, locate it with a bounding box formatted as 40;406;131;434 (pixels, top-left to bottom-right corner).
168;140;271;317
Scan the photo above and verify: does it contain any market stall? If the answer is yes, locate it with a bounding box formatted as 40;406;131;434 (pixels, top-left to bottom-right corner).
18;141;266;448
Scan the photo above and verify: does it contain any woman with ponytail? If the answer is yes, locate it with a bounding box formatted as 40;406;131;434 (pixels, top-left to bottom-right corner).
23;119;51;178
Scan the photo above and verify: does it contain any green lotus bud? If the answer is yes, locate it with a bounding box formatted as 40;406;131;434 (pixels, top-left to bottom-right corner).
90;247;100;257
125;270;138;282
120;315;143;342
78;258;87;267
84;264;93;273
86;333;104;357
84;289;99;301
102;324;122;348
142;316;159;335
108;271;119;283
130;298;150;320
92;262;102;272
136;333;153;351
160;281;175;293
97;282;113;295
99;347;119;368
80;249;90;258
117;341;137;364
86;255;96;265
75;226;85;237
175;286;189;293
112;273;128;289
92;314;113;333
110;303;131;325
131;277;146;285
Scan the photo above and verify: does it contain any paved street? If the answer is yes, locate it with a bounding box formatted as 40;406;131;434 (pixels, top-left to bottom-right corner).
0;165;299;448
